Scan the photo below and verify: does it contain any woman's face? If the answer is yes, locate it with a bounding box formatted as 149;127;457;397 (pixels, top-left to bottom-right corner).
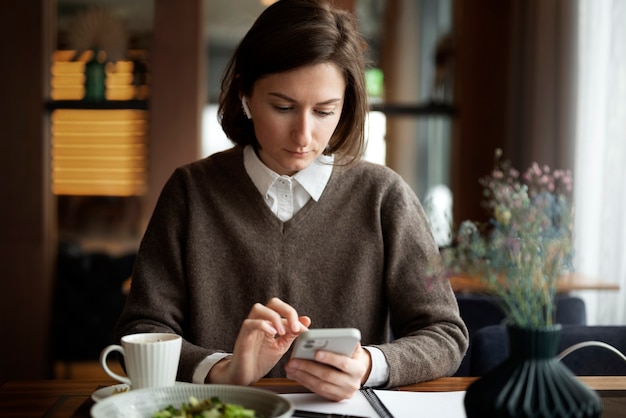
247;63;346;176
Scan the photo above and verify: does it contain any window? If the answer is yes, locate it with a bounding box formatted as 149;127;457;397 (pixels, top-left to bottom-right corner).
574;0;626;325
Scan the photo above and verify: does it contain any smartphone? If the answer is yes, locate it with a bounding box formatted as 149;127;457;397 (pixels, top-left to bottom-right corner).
291;328;361;360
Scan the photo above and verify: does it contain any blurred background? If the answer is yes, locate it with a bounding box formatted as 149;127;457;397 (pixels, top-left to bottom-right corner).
1;0;624;382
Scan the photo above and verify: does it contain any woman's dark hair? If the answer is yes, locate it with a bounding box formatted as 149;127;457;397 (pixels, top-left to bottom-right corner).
218;0;369;165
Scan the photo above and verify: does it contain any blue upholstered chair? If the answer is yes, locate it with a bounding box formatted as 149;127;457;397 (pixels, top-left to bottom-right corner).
469;324;626;376
454;294;587;376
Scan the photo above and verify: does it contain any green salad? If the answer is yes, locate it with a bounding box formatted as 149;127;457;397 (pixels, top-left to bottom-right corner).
152;395;258;418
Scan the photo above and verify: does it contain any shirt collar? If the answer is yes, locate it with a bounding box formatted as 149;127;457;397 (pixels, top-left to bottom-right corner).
243;145;333;201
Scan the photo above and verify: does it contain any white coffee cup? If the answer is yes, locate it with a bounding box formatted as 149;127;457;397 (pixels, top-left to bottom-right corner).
100;333;182;390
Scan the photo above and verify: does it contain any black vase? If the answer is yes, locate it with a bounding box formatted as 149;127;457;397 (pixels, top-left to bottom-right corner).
464;324;602;418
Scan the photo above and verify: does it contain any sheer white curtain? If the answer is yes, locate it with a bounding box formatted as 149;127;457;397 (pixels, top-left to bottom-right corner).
574;0;626;325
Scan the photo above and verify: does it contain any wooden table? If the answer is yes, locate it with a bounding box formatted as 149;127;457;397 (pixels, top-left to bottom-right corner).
450;273;621;294
0;376;624;418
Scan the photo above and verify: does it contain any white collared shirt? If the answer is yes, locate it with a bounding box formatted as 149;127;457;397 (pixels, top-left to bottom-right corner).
243;145;333;221
192;145;389;387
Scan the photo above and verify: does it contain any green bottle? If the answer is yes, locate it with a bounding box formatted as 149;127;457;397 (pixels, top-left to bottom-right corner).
84;50;106;101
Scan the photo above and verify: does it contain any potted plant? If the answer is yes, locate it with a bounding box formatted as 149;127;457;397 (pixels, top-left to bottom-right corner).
434;149;601;417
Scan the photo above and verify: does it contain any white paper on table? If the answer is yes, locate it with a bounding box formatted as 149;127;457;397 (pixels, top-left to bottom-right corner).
373;389;467;418
282;390;467;418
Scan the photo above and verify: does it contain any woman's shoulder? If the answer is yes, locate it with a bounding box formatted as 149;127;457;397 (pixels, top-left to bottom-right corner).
338;159;406;186
333;159;422;208
159;147;244;195
177;146;243;176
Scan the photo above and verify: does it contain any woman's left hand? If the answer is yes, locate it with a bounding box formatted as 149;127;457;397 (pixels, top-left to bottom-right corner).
285;343;372;401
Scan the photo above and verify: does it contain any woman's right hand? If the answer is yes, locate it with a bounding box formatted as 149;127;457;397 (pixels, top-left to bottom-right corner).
207;297;311;385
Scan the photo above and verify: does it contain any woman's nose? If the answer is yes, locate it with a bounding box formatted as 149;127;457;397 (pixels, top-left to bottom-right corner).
291;111;313;148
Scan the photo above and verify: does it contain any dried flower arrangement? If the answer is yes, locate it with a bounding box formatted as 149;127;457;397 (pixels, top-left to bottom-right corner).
435;149;574;328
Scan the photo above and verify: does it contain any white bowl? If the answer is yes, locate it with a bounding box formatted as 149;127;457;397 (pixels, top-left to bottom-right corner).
91;383;294;418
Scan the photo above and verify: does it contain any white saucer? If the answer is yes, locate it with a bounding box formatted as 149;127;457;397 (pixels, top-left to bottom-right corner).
91;383;131;402
91;382;192;403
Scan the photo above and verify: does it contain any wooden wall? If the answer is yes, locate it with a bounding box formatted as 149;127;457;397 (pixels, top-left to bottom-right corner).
144;0;204;229
450;0;514;224
0;0;56;380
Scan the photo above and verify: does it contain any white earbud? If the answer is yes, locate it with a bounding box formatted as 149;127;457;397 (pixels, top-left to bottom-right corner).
242;97;252;119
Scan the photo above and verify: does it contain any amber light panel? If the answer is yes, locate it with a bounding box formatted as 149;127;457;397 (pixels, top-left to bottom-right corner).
51;109;148;196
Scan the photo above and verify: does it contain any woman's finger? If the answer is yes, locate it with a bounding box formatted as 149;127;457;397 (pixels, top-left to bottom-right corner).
265;297;303;333
247;297;306;335
247;302;287;335
286;360;358;401
240;317;279;338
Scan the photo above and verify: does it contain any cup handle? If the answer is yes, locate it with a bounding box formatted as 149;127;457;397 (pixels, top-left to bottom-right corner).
100;344;131;385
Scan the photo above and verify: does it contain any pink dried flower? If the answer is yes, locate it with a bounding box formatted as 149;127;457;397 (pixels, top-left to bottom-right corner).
433;149;574;328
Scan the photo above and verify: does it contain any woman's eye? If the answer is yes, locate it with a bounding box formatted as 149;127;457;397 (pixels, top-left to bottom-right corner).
272;105;335;116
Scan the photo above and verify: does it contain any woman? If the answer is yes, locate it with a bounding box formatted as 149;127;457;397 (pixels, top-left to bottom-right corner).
115;0;468;401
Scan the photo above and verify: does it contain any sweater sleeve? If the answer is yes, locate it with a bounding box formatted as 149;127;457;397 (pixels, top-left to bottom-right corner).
373;177;469;387
114;168;221;381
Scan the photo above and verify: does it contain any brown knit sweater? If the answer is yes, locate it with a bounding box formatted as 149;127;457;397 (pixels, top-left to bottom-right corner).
115;146;468;388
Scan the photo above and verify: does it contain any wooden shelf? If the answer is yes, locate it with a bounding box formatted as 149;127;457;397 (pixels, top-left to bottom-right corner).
45;100;148;111
450;273;620;294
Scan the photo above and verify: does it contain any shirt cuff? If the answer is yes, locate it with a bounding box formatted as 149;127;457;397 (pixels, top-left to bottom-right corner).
192;352;232;384
363;346;389;387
